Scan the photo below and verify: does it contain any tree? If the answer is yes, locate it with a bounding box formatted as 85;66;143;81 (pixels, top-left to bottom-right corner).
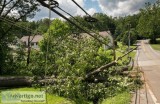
92;13;116;35
137;0;160;43
67;13;116;35
38;19;132;104
36;18;51;34
0;0;39;74
115;14;140;41
121;28;138;45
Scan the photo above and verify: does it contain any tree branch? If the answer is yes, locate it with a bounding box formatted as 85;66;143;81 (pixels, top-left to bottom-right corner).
0;0;7;15
3;0;21;17
85;46;138;78
1;4;38;38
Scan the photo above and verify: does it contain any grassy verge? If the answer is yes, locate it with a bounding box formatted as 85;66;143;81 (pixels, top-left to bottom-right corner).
102;91;131;104
151;44;160;51
116;42;136;64
0;87;73;104
150;38;160;51
0;88;131;104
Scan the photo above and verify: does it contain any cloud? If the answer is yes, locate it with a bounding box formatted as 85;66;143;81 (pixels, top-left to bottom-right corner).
91;0;97;2
33;0;85;21
87;8;97;15
98;0;157;17
31;0;157;21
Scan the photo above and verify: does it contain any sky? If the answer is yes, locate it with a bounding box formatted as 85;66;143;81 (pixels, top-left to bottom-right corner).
33;0;157;20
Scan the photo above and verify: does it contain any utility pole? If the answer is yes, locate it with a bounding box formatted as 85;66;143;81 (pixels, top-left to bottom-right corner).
113;39;116;60
128;23;131;51
27;24;31;66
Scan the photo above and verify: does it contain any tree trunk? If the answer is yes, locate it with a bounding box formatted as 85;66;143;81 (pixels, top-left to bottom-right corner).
27;35;31;66
0;76;32;87
0;76;55;87
93;98;99;104
150;34;157;44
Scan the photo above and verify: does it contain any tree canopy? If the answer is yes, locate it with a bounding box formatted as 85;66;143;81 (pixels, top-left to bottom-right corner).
137;1;160;43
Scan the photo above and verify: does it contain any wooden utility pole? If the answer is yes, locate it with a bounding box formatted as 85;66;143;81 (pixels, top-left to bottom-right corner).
27;25;31;66
128;23;131;51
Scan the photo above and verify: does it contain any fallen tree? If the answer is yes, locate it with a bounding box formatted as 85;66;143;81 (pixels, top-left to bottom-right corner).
0;46;137;87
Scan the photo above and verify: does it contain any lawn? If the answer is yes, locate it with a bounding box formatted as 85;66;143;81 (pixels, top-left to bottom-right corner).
102;91;131;104
150;38;160;51
0;87;73;104
151;44;160;51
116;42;136;64
0;87;132;104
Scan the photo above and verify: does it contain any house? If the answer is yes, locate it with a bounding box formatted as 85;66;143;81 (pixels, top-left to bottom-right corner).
20;35;43;49
73;31;114;49
99;31;114;49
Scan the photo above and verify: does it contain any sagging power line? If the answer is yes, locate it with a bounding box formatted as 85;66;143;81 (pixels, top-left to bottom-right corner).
37;0;111;45
71;0;90;16
0;17;39;44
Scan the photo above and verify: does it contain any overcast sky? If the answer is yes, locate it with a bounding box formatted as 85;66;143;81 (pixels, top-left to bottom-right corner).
32;0;157;20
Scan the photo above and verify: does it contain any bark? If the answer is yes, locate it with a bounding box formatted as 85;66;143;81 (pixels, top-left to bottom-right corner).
0;76;55;87
85;46;137;79
150;34;157;44
93;98;99;104
27;35;31;66
0;76;32;87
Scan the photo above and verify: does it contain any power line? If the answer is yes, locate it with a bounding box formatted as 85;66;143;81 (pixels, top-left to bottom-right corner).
37;0;106;44
57;7;79;22
71;0;90;16
1;0;113;49
0;17;39;43
0;17;34;33
57;6;107;40
56;7;116;53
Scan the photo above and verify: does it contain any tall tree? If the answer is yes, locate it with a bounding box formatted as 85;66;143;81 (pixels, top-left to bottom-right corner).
115;14;140;44
0;0;39;74
137;0;160;43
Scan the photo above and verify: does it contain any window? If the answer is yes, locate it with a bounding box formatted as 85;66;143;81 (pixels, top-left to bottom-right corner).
31;42;34;46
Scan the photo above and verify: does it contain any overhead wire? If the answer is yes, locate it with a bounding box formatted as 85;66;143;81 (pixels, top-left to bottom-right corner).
71;0;91;16
69;0;111;41
38;1;140;104
57;6;79;22
37;0;139;68
56;6;110;44
37;0;108;45
0;16;39;43
54;1;115;50
0;17;34;33
1;0;113;50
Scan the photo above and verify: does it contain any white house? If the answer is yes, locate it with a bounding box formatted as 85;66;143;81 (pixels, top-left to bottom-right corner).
20;35;43;49
75;31;114;49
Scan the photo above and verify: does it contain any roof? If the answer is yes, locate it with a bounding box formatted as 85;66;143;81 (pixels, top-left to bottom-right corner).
77;31;111;38
20;35;43;43
99;31;111;37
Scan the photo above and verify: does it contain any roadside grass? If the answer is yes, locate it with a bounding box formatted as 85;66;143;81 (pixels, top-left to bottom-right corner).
151;44;160;51
116;42;136;64
0;87;131;104
150;38;160;51
0;87;74;104
100;42;135;104
102;91;131;104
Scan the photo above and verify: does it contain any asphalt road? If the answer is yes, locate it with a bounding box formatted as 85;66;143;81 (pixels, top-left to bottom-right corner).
137;40;160;103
